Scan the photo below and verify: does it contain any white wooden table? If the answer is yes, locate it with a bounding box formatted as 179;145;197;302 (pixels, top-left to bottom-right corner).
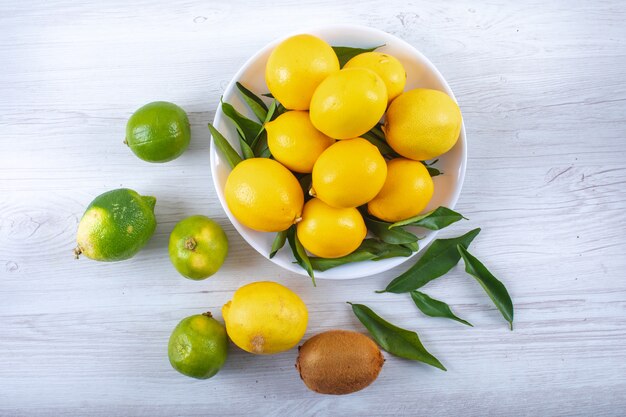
2;1;625;415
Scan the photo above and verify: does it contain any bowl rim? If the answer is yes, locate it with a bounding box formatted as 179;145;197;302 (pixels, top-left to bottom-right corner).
210;23;467;279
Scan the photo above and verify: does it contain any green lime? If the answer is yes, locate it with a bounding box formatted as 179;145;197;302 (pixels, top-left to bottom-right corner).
168;215;228;280
74;188;156;261
168;313;229;379
125;101;191;163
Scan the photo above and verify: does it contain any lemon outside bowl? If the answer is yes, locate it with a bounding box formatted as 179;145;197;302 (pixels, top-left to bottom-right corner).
209;24;467;280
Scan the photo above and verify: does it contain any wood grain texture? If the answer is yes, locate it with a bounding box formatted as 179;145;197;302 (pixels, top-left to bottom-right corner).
1;0;626;415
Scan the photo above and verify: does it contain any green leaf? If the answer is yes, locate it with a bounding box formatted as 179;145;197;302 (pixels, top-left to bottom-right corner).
349;303;446;371
238;136;255;159
236;82;268;122
273;102;288;119
310;250;378;272
364;216;418;245
287;226;315;285
251;130;268;156
269;229;288;259
264;100;278;124
221;101;263;145
402;241;419;252
257;146;272;158
298;174;313;201
309;239;411;271
208;123;242;169
361;131;397;156
457;245;514;330
426;166;442;177
411;291;472;327
390;207;467;230
381;228;481;293
333;45;384;67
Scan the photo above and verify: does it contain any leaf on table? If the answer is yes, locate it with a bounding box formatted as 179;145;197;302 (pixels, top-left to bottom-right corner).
457;245;514;330
207;123;242;169
390;206;467;230
236;82;268;122
380;228;481;293
410;291;472;327
349;303;446;370
332;45;384;67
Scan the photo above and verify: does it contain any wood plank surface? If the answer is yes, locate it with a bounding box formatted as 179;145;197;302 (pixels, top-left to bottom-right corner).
1;1;625;415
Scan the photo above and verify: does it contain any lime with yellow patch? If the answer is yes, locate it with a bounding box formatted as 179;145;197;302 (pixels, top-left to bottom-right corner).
168;312;229;379
168;215;228;280
125;101;191;163
75;188;156;261
222;281;308;354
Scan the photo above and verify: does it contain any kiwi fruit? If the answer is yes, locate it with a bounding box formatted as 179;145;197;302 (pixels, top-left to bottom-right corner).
295;329;384;395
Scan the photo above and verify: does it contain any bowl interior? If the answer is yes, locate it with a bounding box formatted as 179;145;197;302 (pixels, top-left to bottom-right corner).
210;24;466;279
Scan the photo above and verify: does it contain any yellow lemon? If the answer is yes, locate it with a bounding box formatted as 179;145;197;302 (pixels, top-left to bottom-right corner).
384;88;462;161
265;111;335;173
344;52;406;102
297;198;366;258
224;158;303;232
222;281;308;354
265;34;340;110
368;158;434;222
311;138;387;208
309;68;387;139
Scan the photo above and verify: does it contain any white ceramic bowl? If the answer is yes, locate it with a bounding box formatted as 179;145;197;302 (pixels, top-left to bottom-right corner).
210;24;466;280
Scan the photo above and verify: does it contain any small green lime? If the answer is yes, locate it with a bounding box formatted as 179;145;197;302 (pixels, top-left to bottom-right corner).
168;215;228;280
75;188;156;261
125;101;191;163
168;313;229;379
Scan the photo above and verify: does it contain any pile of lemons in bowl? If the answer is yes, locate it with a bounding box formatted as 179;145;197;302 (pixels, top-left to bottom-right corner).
223;34;462;263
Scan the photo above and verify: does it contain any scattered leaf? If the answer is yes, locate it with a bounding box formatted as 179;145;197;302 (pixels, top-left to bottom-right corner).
349;303;446;370
380;228;481;293
457;245;514;330
411;291;472;327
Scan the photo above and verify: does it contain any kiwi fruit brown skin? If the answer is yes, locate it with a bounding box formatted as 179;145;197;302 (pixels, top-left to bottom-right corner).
295;329;384;395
